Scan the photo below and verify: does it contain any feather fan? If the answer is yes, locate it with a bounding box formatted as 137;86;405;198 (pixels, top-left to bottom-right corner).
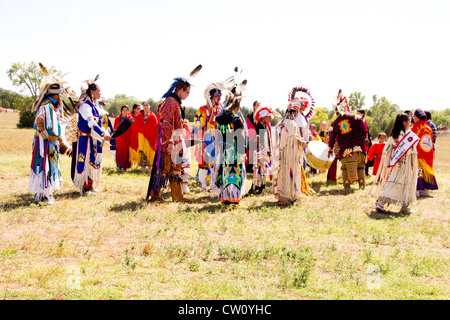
110;117;135;139
60;113;78;148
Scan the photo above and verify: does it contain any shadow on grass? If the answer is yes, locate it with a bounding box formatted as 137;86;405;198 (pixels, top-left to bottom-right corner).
308;180;327;192
0;190;81;212
245;200;284;210
102;167;149;176
1;193;36;211
109;200;147;212
319;188;356;196
367;209;411;220
306;179;363;196
56;190;83;200
187;193;217;204
190;202;223;214
184;193;284;212
415;195;436;201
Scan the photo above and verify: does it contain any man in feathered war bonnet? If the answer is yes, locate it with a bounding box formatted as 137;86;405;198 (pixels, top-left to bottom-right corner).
146;75;194;202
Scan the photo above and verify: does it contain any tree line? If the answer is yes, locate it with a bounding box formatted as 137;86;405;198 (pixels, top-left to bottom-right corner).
3;61;450;138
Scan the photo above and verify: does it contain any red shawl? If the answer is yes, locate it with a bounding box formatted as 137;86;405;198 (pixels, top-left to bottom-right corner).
114;114;133;170
367;142;385;175
129;111;159;166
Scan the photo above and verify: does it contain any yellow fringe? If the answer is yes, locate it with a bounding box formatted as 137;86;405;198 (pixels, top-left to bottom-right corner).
138;133;155;165
129;133;156;167
301;166;313;195
129;148;141;167
418;158;436;184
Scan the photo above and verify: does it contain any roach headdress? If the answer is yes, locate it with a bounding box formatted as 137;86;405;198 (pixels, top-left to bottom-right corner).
78;74;100;102
162;64;202;99
222;67;248;111
333;89;350;115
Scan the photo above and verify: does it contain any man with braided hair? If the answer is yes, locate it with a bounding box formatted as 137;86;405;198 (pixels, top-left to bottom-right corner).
73;82;112;195
147;80;191;202
146;65;202;202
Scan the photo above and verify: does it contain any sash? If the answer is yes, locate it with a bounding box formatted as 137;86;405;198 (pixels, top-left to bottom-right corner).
389;131;419;167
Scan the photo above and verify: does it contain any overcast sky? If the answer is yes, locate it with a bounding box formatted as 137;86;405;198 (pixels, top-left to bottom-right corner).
1;0;449;111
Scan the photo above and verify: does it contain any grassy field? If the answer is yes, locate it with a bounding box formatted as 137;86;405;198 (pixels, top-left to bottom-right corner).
0;111;449;300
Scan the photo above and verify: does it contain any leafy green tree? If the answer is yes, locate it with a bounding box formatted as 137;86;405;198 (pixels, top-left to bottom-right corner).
183;106;197;122
310;107;330;127
17;110;36;128
430;109;450;127
327;107;336;120
348;92;366;111
147;98;161;114
105;94;142;116
12;95;34;112
7;62;61;106
0;98;10;109
0;88;33;112
367;95;400;138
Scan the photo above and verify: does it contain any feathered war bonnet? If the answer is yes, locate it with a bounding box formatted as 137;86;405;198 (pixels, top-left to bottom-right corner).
204;83;223;108
32;62;69;111
333;89;351;116
161;64;203;99
287;86;315;121
221;67;248;111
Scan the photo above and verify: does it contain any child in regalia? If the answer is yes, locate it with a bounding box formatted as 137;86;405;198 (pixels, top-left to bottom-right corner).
367;132;387;176
248;106;279;195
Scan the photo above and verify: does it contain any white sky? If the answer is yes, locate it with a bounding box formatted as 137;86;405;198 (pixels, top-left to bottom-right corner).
1;0;449;111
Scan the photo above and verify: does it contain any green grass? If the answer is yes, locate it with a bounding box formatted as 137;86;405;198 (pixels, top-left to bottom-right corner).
0;112;449;300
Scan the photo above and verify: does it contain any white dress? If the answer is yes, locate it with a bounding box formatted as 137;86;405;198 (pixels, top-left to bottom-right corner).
369;130;418;206
272;118;303;204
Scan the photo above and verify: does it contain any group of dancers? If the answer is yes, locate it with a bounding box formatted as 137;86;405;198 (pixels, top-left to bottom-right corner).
28;63;438;212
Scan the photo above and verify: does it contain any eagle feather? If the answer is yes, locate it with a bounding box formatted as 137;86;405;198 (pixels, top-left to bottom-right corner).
189;64;202;78
39;62;51;77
